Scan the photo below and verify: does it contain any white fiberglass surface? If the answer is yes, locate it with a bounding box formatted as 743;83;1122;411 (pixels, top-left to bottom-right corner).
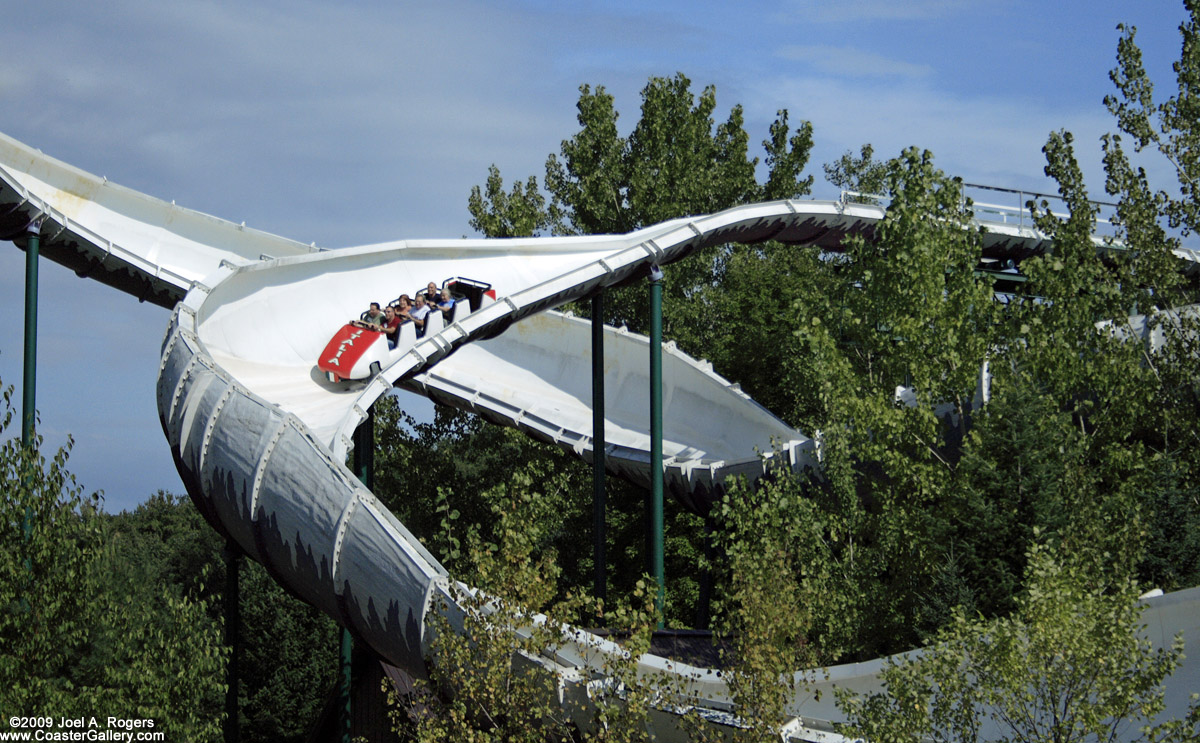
195;237;644;367
204;292;805;464
205;351;358;445
196;229;807;460
192;230;669;446
0;132;317;288
432;311;804;463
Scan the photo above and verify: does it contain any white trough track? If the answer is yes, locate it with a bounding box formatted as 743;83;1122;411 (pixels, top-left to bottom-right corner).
0;131;320;306
3;130;1198;740
401;309;818;513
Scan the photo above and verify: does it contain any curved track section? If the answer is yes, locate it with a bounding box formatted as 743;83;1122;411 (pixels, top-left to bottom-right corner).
4;131;1199;740
0;131;320;307
402;310;817;512
156;201;872;732
159;202;1200;738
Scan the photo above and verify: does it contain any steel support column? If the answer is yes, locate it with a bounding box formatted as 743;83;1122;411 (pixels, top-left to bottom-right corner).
353;410;375;490
223;545;240;743
648;266;664;625
341;411;373;742
592;292;607;615
338;630;352;743
696;513;715;629
21;224;41;578
22;224;40;447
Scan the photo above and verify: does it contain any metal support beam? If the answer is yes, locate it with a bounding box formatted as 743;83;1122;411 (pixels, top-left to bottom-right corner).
223;544;240;743
648;265;664;625
21;223;41;582
696;513;715;630
353;410;375;490
338;629;352;743
592;292;607;616
22;224;40;447
340;411;373;742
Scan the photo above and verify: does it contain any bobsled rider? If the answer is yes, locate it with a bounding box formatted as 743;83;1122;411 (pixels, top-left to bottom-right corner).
363;302;385;326
352;302;385;329
394;295;414;322
381;305;403;349
437;287;455;318
410;293;432;331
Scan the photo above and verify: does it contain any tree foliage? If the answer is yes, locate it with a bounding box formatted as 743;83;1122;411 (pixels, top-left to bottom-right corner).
838;541;1200;743
1107;1;1200;237
0;384;225;740
468;165;554;239
356;7;1200;736
102;493;340;743
1100;4;1200;598
823;143;889;202
469;72;816;334
391;464;659;743
760;149;1002;656
831;6;1200;738
707;472;826;740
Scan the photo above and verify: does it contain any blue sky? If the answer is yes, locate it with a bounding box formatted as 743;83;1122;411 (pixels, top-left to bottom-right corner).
0;0;1190;512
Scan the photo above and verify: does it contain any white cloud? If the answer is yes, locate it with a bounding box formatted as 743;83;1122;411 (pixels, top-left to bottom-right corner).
744;73;1121;198
777;45;933;78
0;67;29;96
781;0;976;23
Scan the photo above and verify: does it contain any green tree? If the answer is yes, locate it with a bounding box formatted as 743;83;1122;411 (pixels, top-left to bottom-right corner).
468;165;556;238
392;464;658;743
102;493;339;743
543;74;813;236
470;72;815;334
0;382;226;740
946;376;1099;617
1107;1;1200;238
829;8;1200;736
1101;0;1200;594
823;143;889;202
1;397;106;714
707;472;827;740
774;148;999;656
838;541;1200;743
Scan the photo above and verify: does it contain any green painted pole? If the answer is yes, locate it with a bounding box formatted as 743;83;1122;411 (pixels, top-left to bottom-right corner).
341;411;373;742
592;292;607;616
648;265;664;626
696;514;715;629
339;629;352;743
20;224;41;581
22;224;40;447
224;544;241;743
354;410;375;490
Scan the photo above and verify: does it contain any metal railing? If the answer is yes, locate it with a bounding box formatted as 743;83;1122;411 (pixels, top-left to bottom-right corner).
840;182;1119;237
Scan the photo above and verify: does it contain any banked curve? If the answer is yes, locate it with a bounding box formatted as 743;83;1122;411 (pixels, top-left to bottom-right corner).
160;202;867;736
167;198;1200;738
169;200;872;667
5;130;1197;739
